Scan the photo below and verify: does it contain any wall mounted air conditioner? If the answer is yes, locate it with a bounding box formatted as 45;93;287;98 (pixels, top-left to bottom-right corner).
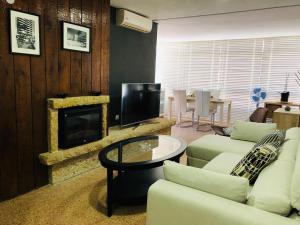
116;9;152;33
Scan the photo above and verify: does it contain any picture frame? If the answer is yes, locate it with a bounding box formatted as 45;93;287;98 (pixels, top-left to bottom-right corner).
9;9;41;56
62;22;91;53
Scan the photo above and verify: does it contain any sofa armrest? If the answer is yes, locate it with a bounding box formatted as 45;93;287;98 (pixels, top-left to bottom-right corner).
146;180;298;225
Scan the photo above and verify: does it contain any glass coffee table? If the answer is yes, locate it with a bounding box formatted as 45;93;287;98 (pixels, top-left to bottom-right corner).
99;135;187;216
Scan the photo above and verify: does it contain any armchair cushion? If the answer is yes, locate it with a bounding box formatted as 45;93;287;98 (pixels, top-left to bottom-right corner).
230;121;277;143
163;160;249;203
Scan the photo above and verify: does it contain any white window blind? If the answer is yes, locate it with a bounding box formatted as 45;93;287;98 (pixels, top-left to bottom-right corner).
156;36;300;122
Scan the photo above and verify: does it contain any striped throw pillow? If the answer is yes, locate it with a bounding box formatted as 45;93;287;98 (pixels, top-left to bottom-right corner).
253;130;285;148
230;130;285;183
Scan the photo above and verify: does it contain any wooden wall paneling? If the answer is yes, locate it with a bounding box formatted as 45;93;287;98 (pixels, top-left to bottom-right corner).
101;0;110;95
91;0;101;93
45;0;59;97
29;0;48;187
13;0;35;194
69;0;82;95
81;0;92;95
58;0;71;95
0;0;110;200
0;1;19;199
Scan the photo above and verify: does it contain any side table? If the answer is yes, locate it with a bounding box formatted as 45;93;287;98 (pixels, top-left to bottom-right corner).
273;108;300;130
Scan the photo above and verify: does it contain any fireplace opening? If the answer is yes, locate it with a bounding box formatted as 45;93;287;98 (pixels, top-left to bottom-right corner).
58;104;102;149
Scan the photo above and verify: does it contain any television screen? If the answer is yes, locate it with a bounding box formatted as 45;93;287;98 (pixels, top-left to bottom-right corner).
121;83;161;126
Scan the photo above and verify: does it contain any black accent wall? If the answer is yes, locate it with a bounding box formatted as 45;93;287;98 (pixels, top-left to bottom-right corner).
109;7;158;126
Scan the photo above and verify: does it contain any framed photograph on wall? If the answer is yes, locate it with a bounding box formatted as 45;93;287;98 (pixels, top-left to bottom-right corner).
62;22;91;53
9;9;41;56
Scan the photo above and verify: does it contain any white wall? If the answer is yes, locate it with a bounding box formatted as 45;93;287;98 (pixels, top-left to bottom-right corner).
157;6;300;42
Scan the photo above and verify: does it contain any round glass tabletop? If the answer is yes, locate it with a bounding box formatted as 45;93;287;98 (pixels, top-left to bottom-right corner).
99;135;187;169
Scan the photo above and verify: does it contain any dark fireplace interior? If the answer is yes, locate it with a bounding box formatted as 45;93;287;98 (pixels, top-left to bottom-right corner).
58;104;102;149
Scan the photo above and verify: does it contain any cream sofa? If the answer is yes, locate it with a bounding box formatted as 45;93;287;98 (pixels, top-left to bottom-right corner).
146;123;300;225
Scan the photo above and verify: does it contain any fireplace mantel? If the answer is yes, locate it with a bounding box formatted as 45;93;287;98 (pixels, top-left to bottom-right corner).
40;95;109;184
40;117;175;165
40;95;175;184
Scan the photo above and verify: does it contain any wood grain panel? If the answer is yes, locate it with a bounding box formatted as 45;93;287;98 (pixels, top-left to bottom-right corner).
58;0;71;95
13;0;35;194
91;0;101;93
81;0;92;95
101;0;110;95
45;0;59;97
0;1;18;199
0;0;110;201
69;0;82;95
29;0;48;187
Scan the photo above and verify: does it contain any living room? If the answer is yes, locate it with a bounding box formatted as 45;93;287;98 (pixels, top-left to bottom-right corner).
1;0;300;225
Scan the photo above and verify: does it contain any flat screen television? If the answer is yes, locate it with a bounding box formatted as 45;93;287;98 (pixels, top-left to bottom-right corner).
121;83;161;127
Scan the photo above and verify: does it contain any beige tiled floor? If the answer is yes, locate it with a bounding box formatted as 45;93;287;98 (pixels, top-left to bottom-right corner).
0;124;210;225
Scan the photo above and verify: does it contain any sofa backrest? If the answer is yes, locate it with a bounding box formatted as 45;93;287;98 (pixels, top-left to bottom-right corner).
247;138;298;216
291;141;300;211
286;127;300;140
230;121;277;143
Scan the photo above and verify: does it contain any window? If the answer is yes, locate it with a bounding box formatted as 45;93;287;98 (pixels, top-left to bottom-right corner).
156;36;300;122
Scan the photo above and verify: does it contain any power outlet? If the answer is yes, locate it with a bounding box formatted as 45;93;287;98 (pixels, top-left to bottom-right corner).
115;114;120;121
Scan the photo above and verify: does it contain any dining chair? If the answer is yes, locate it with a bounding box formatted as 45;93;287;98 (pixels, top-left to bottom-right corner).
173;89;195;126
209;89;221;100
194;90;216;131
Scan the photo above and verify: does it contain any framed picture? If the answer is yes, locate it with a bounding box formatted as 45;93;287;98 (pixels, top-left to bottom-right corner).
9;9;41;56
62;22;91;53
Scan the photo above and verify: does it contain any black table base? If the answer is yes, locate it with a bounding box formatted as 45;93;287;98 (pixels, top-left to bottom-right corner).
106;166;164;216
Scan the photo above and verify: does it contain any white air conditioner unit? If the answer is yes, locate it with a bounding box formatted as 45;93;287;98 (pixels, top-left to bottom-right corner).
116;9;152;33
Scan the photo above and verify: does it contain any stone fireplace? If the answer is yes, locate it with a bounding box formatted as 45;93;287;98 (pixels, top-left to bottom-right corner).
39;96;109;184
39;95;176;184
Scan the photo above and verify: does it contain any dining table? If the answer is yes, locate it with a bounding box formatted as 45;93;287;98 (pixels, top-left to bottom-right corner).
167;96;232;126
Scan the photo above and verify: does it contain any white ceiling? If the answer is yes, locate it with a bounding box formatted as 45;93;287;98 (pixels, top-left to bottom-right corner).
158;6;300;41
110;0;300;20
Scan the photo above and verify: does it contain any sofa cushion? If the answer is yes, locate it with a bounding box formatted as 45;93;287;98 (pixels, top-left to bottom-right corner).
163;160;249;203
203;153;243;174
286;127;300;140
247;139;298;216
291;144;300;211
187;135;255;162
253;130;286;149
230;121;277;143
231;142;280;184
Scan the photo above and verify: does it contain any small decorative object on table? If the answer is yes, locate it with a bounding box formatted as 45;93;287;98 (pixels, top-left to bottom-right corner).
281;73;290;102
285;106;291;111
251;86;267;108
